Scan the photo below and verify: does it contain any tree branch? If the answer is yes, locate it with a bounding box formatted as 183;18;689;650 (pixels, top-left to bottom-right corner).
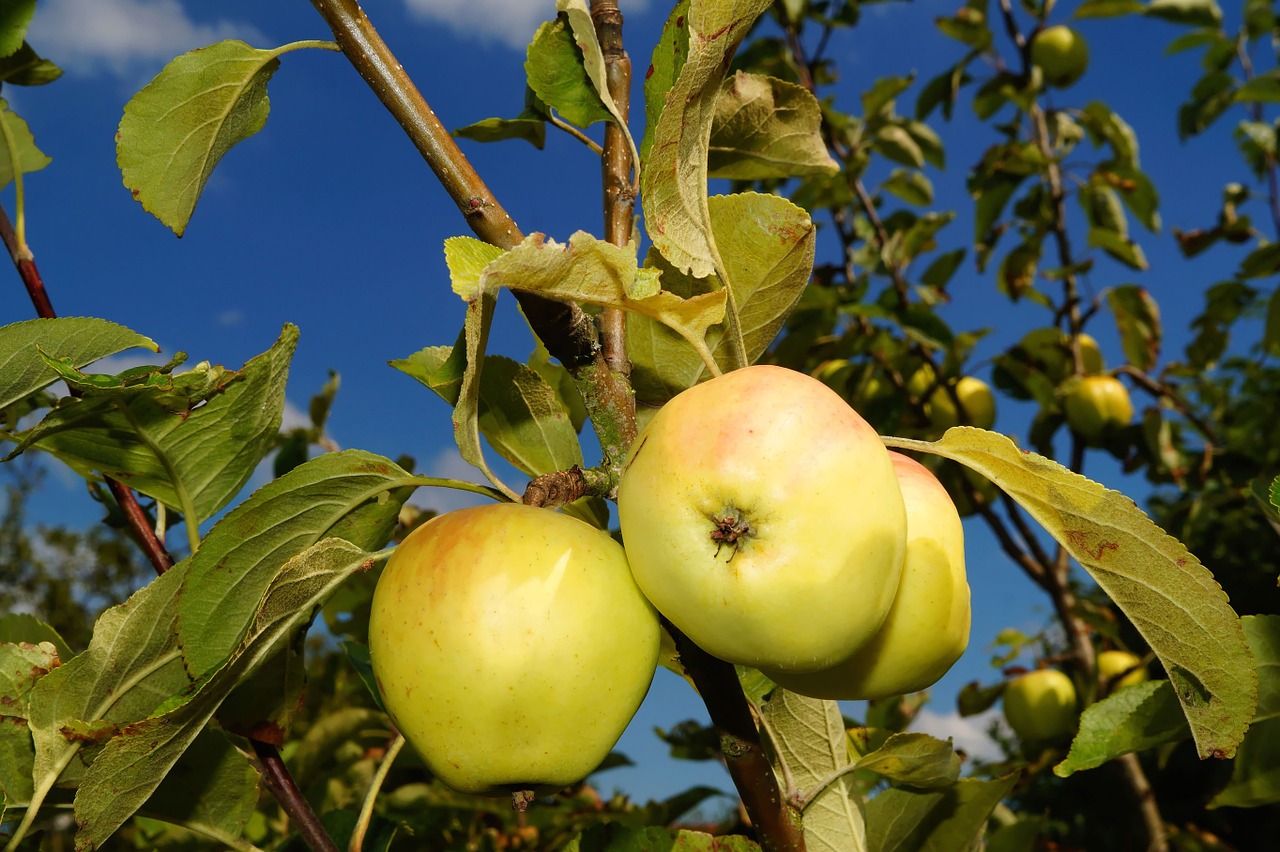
255;740;341;852
668;622;806;852
308;0;598;370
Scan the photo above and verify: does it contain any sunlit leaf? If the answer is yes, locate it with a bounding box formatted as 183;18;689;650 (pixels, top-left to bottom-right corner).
0;43;61;86
525;16;611;128
117;40;334;236
0;318;157;413
1145;0;1224;27
0;615;72;661
1054;680;1190;775
762;689;867;852
1107;285;1162;370
0;640;58;807
629;193;814;405
0;98;50;190
708;71;838;179
854;732;962;788
883;428;1257;759
15;325;297;525
565;824;761;850
640;0;774;278
640;0;691;164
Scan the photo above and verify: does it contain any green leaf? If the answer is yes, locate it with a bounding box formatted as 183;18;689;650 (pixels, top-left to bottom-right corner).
72;538;377;849
453;114;546;149
707;71;837;179
0;0;34;58
1265;287;1280;357
873;125;924;169
443;235;508;298
0;640;59;807
0;615;73;661
342;641;386;711
1107;285;1162;370
27;564;193;795
117;40;305;236
1145;0;1224;27
1054;680;1190;776
865;774;1018;852
555;0;640;165
640;0;691;164
136;729;261;846
1075;0;1145;16
525;17;611;128
178;449;414;679
0;43;61;86
883;428;1257;760
1208;615;1280;808
882;169;934;206
453;276;516;499
565;824;761;850
1235;71;1280;103
0;98;50;191
628;192;814;405
854;732;962;789
762;689;866;852
0;317;159;411
1087;226;1148;270
393;348;583;478
14;326;295;528
640;0;774;279
1239;242;1280;278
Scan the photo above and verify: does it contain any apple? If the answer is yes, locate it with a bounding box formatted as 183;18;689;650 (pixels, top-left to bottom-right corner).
1003;668;1079;743
1018;328;1105;384
1098;649;1147;691
617;364;907;673
368;503;660;794
1063;375;1133;444
764;452;970;700
1030;25;1089;88
929;376;997;430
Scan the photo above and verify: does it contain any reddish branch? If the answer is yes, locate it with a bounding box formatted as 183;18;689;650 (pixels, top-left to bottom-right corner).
1;202;337;852
668;622;806;852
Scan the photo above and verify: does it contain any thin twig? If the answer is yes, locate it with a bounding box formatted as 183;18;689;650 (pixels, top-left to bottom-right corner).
255;740;341;852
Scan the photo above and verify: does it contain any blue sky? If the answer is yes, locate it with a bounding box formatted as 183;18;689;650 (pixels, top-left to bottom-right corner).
4;0;1269;809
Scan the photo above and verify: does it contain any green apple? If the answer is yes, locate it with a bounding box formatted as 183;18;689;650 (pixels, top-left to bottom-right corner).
929;376;997;430
1030;25;1089;88
1003;668;1079;743
1063;374;1133;444
368;503;660;795
1098;649;1147;691
1018;328;1105;384
765;452;971;699
617;364;907;673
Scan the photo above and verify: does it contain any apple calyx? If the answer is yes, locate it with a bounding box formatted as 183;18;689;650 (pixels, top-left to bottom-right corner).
710;508;753;559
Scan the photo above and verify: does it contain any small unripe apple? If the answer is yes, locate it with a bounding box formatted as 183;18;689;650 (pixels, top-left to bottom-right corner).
1063;375;1133;444
765;452;970;699
1098;649;1147;691
618;365;907;673
1018;328;1105;384
929;376;997;430
1030;25;1089;88
1003;668;1079;743
368;503;660;794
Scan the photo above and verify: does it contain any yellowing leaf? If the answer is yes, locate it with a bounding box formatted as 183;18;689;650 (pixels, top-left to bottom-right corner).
444;235;506;299
479;231;726;365
883;427;1257;759
640;0;774;279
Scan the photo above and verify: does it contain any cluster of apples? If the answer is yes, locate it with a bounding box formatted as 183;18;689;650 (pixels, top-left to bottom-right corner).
1002;650;1148;746
368;365;971;795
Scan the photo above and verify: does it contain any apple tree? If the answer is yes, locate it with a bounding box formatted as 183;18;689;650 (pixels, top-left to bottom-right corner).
0;0;1275;850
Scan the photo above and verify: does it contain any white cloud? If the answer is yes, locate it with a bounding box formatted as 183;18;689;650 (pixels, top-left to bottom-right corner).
28;0;266;76
404;0;650;51
910;707;1007;764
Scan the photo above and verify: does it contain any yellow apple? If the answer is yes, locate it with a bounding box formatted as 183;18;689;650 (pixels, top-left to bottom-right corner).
368;503;660;794
1018;328;1105;384
617;364;907;673
1098;649;1147;691
1063;374;1133;444
1003;668;1078;743
929;376;997;430
764;452;970;699
1030;25;1089;88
